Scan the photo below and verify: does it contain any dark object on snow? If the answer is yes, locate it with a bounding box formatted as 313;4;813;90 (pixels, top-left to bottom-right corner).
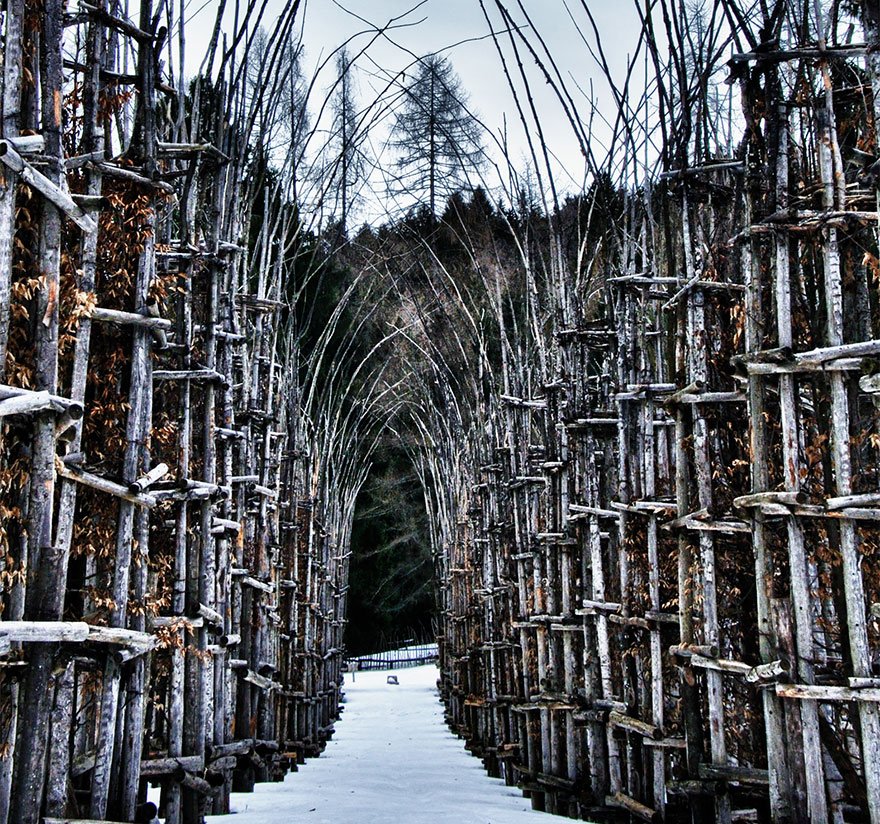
387;675;399;685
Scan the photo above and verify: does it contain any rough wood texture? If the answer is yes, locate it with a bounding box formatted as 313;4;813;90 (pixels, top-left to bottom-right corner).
0;2;345;822
1;3;880;824
431;5;880;824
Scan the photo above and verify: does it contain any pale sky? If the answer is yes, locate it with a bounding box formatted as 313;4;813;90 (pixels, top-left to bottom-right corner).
300;1;645;195
182;1;649;219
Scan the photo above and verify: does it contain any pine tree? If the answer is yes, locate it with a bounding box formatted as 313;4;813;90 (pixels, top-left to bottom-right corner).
285;43;311;203
389;55;485;215
330;48;367;231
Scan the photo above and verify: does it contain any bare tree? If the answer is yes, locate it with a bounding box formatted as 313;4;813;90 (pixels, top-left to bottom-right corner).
388;55;485;216
330;47;367;231
285;41;312;202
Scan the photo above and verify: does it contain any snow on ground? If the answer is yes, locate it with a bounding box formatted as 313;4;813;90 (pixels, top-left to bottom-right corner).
208;664;560;824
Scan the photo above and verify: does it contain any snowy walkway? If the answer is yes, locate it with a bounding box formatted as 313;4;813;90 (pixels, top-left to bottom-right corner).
208;664;556;824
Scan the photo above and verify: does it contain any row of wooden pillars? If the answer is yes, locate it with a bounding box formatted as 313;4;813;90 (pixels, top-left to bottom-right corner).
0;2;351;823
431;7;880;824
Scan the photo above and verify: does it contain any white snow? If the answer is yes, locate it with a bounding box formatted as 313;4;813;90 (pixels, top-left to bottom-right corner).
208;664;561;824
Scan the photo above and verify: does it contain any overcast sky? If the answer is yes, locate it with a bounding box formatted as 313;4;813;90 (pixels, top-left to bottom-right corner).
303;1;643;187
184;1;647;218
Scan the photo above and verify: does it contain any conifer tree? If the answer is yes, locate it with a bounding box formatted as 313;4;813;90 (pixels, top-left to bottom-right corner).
389;55;485;215
330;48;367;230
285;43;311;203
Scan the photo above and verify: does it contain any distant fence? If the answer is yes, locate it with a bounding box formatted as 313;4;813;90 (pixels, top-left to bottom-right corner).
343;642;439;671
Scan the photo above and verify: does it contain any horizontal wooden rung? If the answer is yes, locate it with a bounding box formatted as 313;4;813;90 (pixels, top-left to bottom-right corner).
690;653;752;676
578;598;622;615
0;385;81;417
728;43;867;65
643;610;680;624
153;368;227;383
643;736;687;749
608;710;664;739
609;613;652;630
5;134;43;153
44;818;134;824
699;763;769;785
735;339;880;374
0;391;64;418
140;754;204;777
565;418;619;428
236;574;274;594
610;500;675;515
657;159;744;179
90;306;171;330
670;643;719;659
775;683;880;703
605;791;661;823
499;394;547;409
733;490;805;509
0;622;153;650
243;669;283;691
57;464;158;508
129;462;170;493
569;504;619;519
667;391;746;404
745;659;790;683
149;615;204;629
825;491;880;510
0;622;89;643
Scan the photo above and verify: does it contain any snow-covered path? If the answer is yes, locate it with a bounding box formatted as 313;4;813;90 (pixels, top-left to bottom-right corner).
208;664;556;824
